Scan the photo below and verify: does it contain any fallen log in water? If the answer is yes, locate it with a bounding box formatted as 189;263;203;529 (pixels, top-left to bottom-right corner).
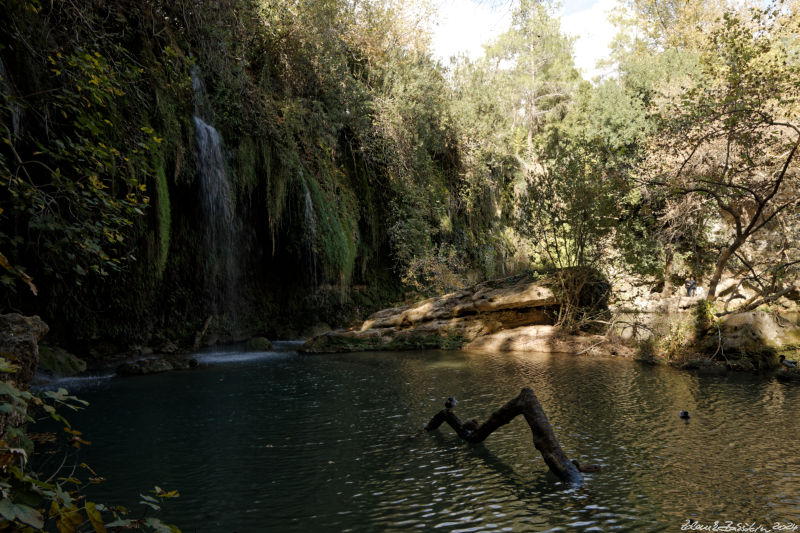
425;386;585;486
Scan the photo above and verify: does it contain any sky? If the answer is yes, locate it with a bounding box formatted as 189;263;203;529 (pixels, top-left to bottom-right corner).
431;0;621;80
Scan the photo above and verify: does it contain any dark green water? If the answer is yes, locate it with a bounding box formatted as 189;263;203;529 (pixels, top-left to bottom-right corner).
38;345;800;532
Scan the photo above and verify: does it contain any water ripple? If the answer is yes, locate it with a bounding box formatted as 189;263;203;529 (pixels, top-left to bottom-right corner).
50;349;800;532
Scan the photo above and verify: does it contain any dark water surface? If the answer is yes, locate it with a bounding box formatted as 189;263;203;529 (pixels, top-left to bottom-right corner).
38;346;800;532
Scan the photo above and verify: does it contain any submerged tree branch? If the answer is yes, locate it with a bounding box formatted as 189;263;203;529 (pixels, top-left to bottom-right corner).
425;387;586;486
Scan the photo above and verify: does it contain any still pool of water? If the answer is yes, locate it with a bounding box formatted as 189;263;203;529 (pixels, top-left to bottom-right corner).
36;347;800;532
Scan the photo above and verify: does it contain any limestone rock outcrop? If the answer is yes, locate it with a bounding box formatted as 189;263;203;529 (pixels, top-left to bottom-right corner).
720;311;800;355
0;314;49;438
302;272;620;355
0;313;49;389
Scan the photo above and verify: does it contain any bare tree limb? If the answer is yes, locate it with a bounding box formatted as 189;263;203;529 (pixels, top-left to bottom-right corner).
425;387;585;486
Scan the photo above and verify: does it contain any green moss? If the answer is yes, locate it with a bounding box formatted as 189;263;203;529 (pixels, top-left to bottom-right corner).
38;345;87;377
236;135;259;194
154;159;171;279
389;333;464;350
303;170;359;286
246;336;272;350
724;346;777;371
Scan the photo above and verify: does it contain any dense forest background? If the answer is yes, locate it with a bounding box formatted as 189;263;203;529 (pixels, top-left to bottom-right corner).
1;0;798;352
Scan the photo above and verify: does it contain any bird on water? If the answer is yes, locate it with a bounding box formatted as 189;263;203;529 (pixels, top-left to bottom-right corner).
572;459;602;473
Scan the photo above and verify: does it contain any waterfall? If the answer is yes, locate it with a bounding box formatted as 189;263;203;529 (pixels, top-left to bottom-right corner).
303;187;318;284
191;66;240;326
304;189;316;239
194;116;235;231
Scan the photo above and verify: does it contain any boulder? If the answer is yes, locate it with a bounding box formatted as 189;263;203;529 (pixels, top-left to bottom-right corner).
157;340;180;355
721;311;800;353
116;356;198;376
37;345;87;377
0;314;49;439
464;325;633;356
358;276;559;332
246;337;273;351
0;314;49;389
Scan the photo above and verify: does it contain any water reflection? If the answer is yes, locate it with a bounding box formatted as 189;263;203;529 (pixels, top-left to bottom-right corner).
38;349;800;531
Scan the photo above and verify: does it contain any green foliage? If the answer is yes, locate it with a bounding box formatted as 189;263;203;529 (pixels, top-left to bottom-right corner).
401;243;468;296
302;171;359;285
2;0;796;351
519;136;620;272
1;41;157;286
307;331;465;353
694;299;716;338
0;356;180;532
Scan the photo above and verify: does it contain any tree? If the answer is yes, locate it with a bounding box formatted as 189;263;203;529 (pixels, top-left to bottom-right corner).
618;0;727;50
484;0;580;164
643;4;800;300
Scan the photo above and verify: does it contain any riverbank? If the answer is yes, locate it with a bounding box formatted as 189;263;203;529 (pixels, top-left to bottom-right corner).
13;266;800;383
301;271;800;376
301;270;631;357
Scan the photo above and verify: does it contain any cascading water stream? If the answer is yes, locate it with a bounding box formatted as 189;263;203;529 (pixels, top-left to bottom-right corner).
191;66;241;328
303;187;318;283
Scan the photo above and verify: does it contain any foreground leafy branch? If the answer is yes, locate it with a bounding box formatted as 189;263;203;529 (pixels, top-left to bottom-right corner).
0;356;180;532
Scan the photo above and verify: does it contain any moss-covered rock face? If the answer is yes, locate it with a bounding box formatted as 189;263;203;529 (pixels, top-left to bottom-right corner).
0;314;49;439
0;0;483;356
37;346;87;377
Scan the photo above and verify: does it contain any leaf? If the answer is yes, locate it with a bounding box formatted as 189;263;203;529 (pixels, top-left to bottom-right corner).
105;519;134;528
57;506;83;533
85;502;107;533
16;504;45;529
47;388;72;402
0;382;23;400
80;462;98;475
0;499;45;529
0;356;18;373
0;252;37;295
145;517;178;533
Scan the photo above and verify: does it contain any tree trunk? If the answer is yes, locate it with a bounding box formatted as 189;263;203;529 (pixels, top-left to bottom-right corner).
706;241;740;300
662;243;674;297
425;387;583;486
